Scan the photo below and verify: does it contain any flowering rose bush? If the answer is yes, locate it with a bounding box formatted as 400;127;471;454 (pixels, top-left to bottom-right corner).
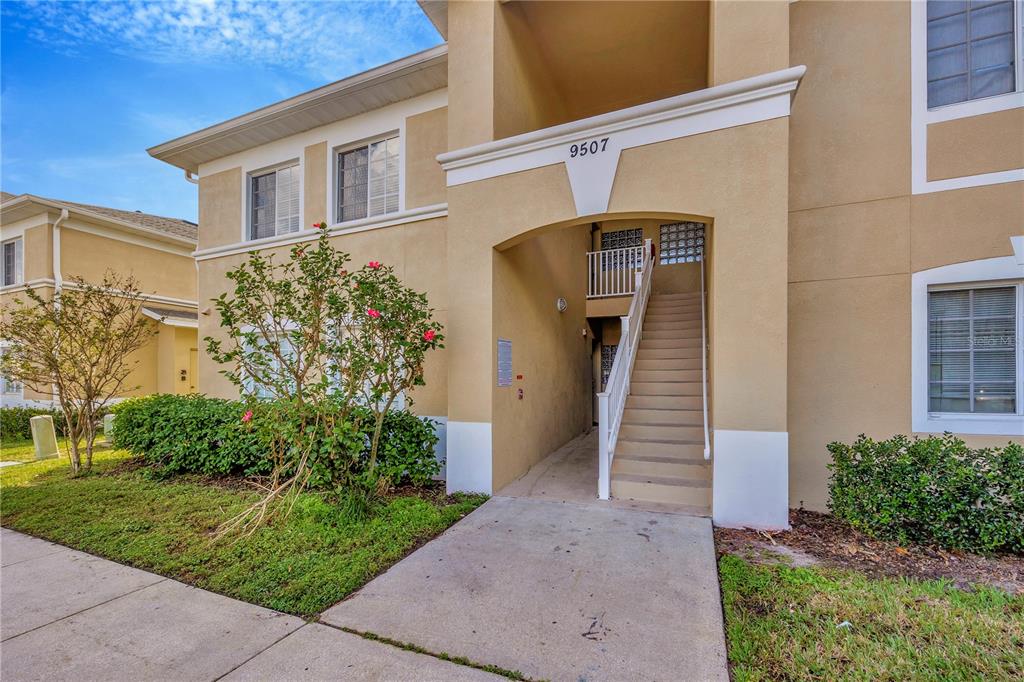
205;225;444;533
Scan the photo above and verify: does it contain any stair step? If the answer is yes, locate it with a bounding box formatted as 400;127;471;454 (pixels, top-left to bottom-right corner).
617;439;706;458
646;303;702;314
651;292;702;302
634;357;702;371
639;337;701;349
637;346;701;359
622;407;703;425
643;329;701;340
626;394;702;410
632;369;702;383
611;474;711;507
643;322;702;333
630;381;702;396
613;456;710;479
620;423;704;441
638;311;704;321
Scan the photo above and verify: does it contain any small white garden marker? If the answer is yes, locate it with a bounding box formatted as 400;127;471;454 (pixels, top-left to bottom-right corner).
29;415;60;461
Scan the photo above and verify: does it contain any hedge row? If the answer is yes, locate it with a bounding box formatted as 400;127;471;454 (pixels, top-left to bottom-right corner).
828;434;1023;554
110;394;441;487
1;407;67;441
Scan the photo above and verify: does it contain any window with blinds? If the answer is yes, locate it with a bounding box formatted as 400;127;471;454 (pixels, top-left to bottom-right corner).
2;237;23;287
249;164;300;240
928;285;1018;414
926;0;1020;108
337;135;399;223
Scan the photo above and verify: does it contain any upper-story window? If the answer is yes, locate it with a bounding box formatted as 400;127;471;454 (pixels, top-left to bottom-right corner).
928;284;1020;414
926;0;1023;108
249;162;300;240
2;237;23;287
335;135;399;224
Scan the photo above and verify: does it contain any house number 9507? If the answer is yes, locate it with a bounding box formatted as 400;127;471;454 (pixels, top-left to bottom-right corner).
569;137;610;158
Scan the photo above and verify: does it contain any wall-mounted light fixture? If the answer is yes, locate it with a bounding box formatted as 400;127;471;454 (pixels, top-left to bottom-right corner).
556;297;567;313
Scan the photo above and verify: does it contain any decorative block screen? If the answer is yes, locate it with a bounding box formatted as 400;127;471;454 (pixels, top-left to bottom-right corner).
659;222;705;264
601;344;618;390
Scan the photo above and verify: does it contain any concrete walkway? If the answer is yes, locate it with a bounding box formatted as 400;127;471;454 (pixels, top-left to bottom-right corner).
0;529;500;681
323;496;728;681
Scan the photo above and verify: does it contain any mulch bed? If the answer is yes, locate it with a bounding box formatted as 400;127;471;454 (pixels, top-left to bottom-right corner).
715;509;1024;595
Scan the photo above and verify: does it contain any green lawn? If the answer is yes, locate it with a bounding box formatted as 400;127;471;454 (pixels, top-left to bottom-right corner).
0;452;486;616
0;437;112;463
719;554;1024;681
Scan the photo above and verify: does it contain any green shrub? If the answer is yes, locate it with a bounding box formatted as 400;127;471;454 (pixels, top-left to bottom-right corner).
827;434;1024;554
112;395;270;477
111;394;441;487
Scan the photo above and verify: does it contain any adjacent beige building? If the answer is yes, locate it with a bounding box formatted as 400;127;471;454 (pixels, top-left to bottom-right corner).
0;193;199;405
150;0;1024;528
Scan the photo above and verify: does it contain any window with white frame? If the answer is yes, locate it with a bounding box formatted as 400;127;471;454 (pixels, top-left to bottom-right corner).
928;283;1020;414
926;0;1023;108
335;135;399;224
0;347;21;395
2;237;23;287
249;163;300;240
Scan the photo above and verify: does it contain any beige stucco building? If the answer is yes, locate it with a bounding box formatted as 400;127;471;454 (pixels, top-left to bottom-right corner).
0;193;200;405
150;0;1023;528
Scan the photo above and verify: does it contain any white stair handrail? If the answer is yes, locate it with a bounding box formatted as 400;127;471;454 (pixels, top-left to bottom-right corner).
700;252;711;460
597;238;654;500
587;244;646;299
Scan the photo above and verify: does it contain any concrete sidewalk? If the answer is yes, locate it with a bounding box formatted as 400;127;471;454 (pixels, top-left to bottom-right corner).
323;496;729;681
0;528;500;681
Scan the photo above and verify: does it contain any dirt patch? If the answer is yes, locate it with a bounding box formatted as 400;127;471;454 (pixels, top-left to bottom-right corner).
715;509;1024;594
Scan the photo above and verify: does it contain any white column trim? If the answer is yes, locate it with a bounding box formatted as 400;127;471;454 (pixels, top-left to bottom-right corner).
712;429;790;530
445;420;492;495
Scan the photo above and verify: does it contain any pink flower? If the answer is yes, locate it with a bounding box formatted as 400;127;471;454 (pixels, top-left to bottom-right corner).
423;330;436;342
241;410;253;423
368;260;381;269
338;268;348;277
366;308;381;319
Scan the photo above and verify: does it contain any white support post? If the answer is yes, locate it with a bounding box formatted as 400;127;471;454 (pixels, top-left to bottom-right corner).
598;394;610;500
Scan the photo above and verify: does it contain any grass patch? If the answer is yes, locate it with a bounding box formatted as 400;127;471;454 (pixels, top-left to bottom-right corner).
719;554;1024;680
0;453;486;616
0;437;108;463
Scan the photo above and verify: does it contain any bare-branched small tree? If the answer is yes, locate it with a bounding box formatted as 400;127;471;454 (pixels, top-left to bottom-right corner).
0;272;155;473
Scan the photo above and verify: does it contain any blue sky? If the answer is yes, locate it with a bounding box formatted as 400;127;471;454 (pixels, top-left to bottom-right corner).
1;0;441;222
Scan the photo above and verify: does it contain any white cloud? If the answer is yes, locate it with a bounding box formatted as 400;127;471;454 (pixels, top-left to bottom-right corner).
5;0;441;81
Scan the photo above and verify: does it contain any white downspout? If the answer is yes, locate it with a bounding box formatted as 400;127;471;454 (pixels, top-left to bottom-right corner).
184;169;199;185
52;208;68;302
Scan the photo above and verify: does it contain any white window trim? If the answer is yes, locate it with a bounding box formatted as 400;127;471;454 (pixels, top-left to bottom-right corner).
911;0;1024;195
0;340;24;398
241;157;303;243
329;129;403;229
1;236;24;289
912;255;1024;435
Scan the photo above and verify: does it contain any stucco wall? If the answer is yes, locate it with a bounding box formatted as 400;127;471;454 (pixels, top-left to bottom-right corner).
787;0;1024;511
22;224;53;282
927;108;1024;181
404;106;448;208
59;226;196;302
491;224;593;490
198;167;243;251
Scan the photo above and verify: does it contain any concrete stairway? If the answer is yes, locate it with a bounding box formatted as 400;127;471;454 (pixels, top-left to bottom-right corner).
611;291;711;512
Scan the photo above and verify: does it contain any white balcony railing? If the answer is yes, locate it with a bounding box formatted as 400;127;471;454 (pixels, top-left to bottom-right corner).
587;245;646;298
597;238;653;500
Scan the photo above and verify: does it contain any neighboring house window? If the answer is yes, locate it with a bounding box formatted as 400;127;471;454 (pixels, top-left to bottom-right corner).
336;135;399;223
244;333;296;399
0;348;20;395
926;0;1021;108
600;228;642;271
249;163;300;240
928;285;1019;414
660;222;705;265
2;237;23;286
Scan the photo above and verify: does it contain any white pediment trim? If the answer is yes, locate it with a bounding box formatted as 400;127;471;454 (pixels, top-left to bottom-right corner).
438;66;806;216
